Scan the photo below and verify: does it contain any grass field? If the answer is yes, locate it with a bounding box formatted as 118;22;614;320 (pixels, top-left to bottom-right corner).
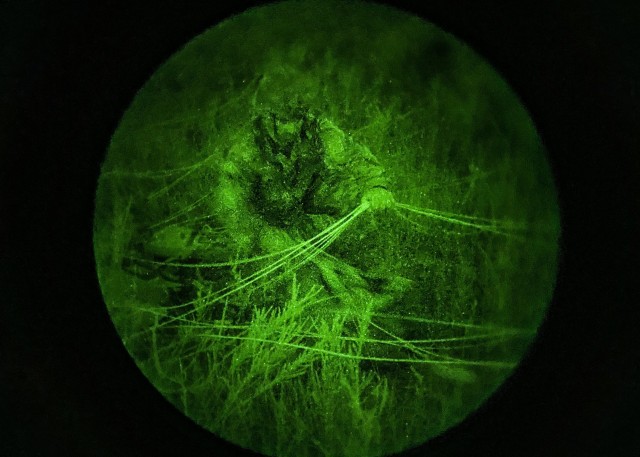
93;2;560;456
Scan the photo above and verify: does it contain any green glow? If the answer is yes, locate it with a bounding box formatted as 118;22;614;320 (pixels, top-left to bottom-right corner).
93;1;560;456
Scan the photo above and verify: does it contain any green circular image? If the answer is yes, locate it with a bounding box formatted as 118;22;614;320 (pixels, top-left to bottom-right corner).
93;1;560;456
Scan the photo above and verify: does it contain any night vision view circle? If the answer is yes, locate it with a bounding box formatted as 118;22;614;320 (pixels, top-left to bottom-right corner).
93;1;560;456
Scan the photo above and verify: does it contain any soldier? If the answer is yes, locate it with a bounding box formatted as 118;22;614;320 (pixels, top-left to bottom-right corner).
210;102;407;321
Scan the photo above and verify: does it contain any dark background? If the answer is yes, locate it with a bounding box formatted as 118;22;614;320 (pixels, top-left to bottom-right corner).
1;1;638;456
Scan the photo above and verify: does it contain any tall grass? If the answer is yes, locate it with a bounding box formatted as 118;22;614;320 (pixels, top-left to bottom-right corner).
96;149;550;456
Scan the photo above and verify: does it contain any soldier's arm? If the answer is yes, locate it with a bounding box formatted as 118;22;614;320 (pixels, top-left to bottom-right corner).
319;119;394;211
